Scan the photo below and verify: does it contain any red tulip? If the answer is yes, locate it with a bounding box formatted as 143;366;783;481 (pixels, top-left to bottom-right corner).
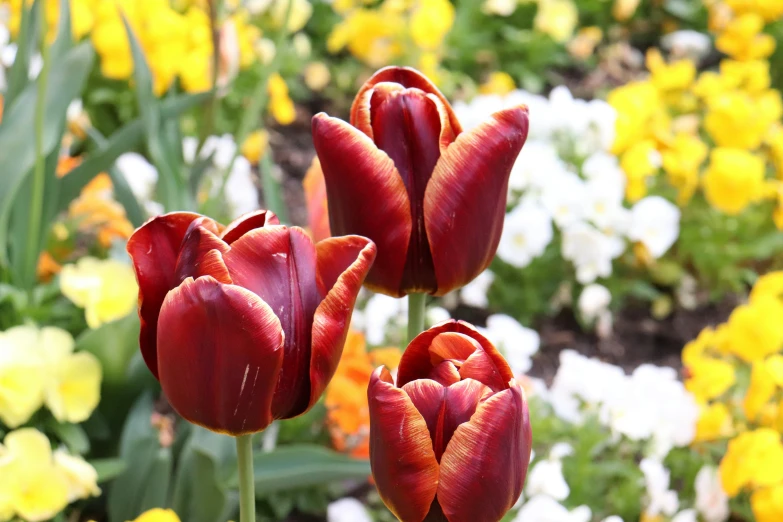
368;320;532;522
312;67;529;297
126;210;376;434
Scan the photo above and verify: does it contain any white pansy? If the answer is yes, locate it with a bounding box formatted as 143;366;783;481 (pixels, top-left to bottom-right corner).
509;140;567;193
601;518;623;522
483;0;518;16
224;156;260;218
514;495;592;522
497;199;554;268
525;451;571;501
540;172;588;229
327;497;372;522
362;294;406;345
460;270;495;308
481;314;539;375
662;30;712;60
672;510;698;522
695;466;729;522
640;458;679;517
577;284;611;323
628;196;680;258
115;153;159;205
561;222;614;283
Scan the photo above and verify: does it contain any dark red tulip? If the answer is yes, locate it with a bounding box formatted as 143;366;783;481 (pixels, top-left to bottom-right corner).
368;320;532;522
126;211;376;434
312;66;529;297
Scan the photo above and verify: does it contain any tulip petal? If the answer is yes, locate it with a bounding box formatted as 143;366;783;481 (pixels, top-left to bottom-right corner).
156;276;285;435
220;210;279;244
398;321;514;388
312;113;411;296
439;379;489;459
350;66;462;136
438;384;531;522
369;367;439;522
424;106;529;296
459;349;508;392
224;226;321;419
429;361;461;387
428;332;479;365
126;212;204;378
174;219;231;283
308;236;376;411
402;379;445;452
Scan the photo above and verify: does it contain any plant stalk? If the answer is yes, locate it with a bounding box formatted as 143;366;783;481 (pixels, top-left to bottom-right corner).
407;293;427;345
236;433;256;522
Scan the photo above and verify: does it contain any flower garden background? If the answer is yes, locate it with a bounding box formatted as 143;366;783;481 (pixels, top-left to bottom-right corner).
1;0;783;520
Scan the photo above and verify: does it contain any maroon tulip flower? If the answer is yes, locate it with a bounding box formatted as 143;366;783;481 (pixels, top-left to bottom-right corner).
368;320;532;522
126;210;376;434
312;66;529;297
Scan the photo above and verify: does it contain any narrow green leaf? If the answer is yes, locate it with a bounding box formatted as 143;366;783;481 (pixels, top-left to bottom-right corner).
75;313;141;386
108;165;147;228
5;0;39;105
48;420;90;455
171;436;231;522
49;0;73;61
90;458;127;483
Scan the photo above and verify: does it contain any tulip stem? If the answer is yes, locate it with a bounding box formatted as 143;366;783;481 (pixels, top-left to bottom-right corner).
407;293;427;344
236;434;256;522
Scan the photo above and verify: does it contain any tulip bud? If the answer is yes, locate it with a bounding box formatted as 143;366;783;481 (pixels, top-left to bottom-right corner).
368;320;532;522
126;210;376;434
312;67;529;298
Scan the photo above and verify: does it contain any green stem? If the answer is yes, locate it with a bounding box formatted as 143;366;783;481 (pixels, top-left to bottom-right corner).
407;293;427;345
199;0;222;146
25;2;51;289
236;434;256;522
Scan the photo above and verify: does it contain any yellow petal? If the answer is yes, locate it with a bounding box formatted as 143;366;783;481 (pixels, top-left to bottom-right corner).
53;449;101;502
46;352;102;423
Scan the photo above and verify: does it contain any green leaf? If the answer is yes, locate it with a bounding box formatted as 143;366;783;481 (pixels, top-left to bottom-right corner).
48;420;90;455
0;42;94;268
171;435;233;522
108;164;147;228
49;0;73;61
226;444;370;494
90;458;127;483
75;313;140;385
5;0;39;105
56;92;211;213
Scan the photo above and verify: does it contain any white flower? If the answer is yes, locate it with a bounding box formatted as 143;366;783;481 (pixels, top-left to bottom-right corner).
480;314;539;375
584;100;616;152
695;466;729;522
427;306;451;326
224;156;260;218
540;172;588;229
115;152;159;209
362;293;406;345
672;509;698;522
525;455;570;501
640;458;679;517
577;284;611;323
628;196;680;258
582;154;626;230
460;270;495;308
452;94;508;132
497;199;554;268
483;0;518;16
561;222;614;283
509;140;568;193
327;497;372;522
662;30;712;60
601;518;623;522
514;495;591;522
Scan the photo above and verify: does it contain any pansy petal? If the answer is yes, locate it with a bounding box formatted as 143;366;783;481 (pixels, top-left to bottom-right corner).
156;276;284;435
350;66;462;136
398;321;513;388
438;384;531;522
312;113;410;296
220;210;279;244
308;236;376;411
369;367;439;522
126;211;204;378
424;106;529;296
224;226;321;419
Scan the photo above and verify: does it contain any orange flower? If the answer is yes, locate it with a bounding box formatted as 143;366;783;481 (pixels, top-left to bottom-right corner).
325;331;400;458
303;157;331;243
68;173;134;248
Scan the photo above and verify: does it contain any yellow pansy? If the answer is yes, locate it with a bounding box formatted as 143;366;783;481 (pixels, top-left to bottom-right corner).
715;13;776;61
608;81;661;155
682;327;716;366
54;449;101;503
723;297;783;362
304;61;331;91
132;508;182;522
695;402;733;442
685;357;736;403
534;0;578;43
751;271;783;303
720;59;771;93
2;428;70;522
725;0;783;23
60;257;139;329
745;361;778;421
270;0;312;32
646;48;696;93
753;484;783;522
720;428;783;496
704;90;774;150
327;8;405;67
620;140;660;202
267;73;296;125
0;328;45;428
661;133;707;205
479;72;516;95
241;129;269;165
410;0;455;50
612;0;640;21
68;173;135;248
702;148;765;215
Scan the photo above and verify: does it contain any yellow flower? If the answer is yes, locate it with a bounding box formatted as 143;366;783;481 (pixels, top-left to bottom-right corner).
705;90;774;149
267;73;296;125
327;8;405;67
0;327;45;428
131;508;182;522
534;0;578;43
702;148;765;215
68;172;135;248
720;59;771;93
753;484;783;522
692;71;732;99
2;428;70;522
620;140;660;202
612;0;640;20
725;0;783;23
646;48;696;93
241;129;269;165
60;257;139;329
479;71;516;95
724;297;783;362
751;271;783;303
54;449;101;502
304;61;331;91
271;0;312;32
661;133;707;204
719;428;783;496
567;26;602;60
715;13;776;61
695;402;733;442
608;81;661;155
745;361;778;421
685;356;736;403
410;0;455;50
682;327;716;366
